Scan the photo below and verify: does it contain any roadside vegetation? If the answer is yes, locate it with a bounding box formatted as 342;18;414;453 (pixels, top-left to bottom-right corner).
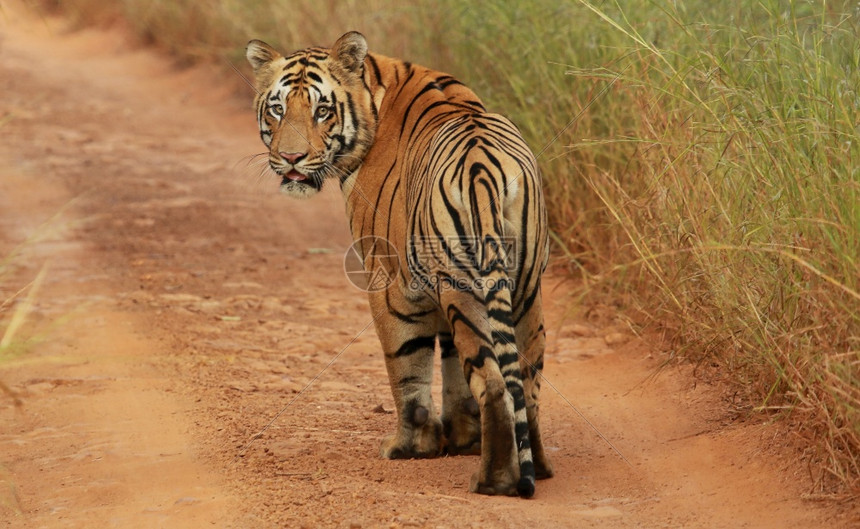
1;228;54;406
1;233;52;516
43;0;859;493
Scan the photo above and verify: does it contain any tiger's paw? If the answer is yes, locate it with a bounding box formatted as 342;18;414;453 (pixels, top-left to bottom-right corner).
535;455;554;480
380;407;443;459
443;397;481;455
469;471;520;497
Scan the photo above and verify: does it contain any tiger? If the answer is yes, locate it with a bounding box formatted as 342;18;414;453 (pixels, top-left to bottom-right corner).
246;31;552;497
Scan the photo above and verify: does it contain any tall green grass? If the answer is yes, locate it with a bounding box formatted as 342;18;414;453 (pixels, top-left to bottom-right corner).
41;0;859;491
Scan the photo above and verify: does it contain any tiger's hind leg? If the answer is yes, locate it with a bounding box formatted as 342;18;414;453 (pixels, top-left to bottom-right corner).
439;332;481;455
371;296;444;459
517;293;554;480
442;290;521;497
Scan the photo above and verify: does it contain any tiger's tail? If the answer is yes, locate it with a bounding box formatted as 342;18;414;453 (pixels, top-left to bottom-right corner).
482;256;535;498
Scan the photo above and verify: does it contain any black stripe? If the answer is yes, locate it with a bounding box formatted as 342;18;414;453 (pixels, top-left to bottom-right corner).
467;345;496;370
514;420;530;439
491;330;516;345
439;335;457;359
366;54;384;87
397;375;420;387
519;460;535;476
517;284;541;324
487;307;512;324
389;335;436;358
529;356;544;378
446;305;492;344
497;352;518;365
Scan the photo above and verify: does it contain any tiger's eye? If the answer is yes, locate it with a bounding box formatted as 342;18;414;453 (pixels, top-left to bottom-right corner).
270;104;284;117
315;106;331;121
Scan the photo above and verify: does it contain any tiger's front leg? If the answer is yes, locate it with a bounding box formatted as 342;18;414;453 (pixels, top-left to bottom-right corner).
369;293;444;459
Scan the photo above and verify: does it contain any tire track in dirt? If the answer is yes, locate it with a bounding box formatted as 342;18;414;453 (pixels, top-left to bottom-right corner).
0;5;852;528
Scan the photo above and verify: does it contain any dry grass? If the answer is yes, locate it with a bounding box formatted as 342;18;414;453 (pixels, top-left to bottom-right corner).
36;0;860;492
0;204;63;405
0;264;47;406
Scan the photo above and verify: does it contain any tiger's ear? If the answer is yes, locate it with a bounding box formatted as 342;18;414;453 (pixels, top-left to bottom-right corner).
246;40;282;74
332;31;367;74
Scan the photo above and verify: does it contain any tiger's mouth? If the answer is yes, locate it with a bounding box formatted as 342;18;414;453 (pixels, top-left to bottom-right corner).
283;169;309;183
279;169;321;193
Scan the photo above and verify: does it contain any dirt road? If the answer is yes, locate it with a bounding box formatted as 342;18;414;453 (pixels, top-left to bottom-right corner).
0;7;853;528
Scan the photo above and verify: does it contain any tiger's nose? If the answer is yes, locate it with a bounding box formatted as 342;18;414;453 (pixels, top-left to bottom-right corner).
279;151;307;164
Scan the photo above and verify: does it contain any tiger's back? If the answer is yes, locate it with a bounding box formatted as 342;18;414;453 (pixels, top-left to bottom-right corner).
246;32;553;498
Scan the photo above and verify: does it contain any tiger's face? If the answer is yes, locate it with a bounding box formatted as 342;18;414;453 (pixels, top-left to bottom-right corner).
246;32;377;198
